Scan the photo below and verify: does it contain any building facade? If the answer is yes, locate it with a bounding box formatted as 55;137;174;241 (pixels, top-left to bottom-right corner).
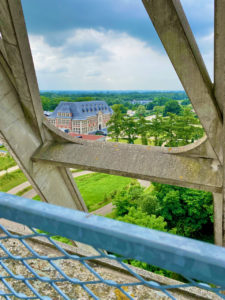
48;101;112;134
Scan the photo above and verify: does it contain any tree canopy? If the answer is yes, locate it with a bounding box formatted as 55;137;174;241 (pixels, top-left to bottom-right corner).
163;100;182;116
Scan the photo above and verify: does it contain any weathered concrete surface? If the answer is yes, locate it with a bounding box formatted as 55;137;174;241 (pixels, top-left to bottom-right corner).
32;141;222;193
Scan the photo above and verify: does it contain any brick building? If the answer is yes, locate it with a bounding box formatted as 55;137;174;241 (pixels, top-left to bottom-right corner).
48;101;112;134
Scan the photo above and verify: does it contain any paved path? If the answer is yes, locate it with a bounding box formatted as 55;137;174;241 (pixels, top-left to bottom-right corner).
22;189;37;199
72;170;93;178
138;179;151;188
7;181;31;195
92;203;114;216
0;165;19;177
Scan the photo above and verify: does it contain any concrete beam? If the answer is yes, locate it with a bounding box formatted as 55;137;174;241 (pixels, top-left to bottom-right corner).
0;0;88;211
0;0;44;141
32;141;222;193
213;193;223;246
142;0;223;163
0;62;86;211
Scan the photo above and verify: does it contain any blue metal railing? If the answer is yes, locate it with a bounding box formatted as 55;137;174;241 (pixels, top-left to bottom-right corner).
0;192;225;299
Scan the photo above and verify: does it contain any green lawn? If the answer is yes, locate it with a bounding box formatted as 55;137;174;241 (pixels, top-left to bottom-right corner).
108;138;154;145
75;173;133;212
0;145;8;152
0;170;27;192
16;185;32;197
33;195;41;201
0;154;17;171
71;169;83;173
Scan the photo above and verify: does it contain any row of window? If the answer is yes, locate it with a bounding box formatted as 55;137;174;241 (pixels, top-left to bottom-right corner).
81;106;108;113
58;119;70;125
57;112;71;117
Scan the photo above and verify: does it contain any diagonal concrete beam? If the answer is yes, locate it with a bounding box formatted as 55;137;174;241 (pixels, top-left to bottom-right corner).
142;0;223;163
0;0;44;141
32;141;222;193
0;0;87;211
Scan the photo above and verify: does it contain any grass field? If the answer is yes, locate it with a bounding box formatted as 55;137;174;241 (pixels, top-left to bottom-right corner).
33;195;41;201
0;170;27;192
75;173;133;212
108;138;154;145
16;185;33;197
0;155;17;171
0;145;8;152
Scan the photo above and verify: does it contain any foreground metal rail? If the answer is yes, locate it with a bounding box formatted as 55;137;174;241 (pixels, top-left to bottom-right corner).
0;192;225;299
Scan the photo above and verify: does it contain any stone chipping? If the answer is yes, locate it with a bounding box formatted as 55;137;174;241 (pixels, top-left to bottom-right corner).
0;237;177;300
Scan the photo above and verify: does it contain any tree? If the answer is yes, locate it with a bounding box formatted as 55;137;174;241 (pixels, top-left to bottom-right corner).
121;116;138;144
152;183;213;239
140;193;159;215
136;105;147;117
163;100;181;116
181;99;191;106
107;104;124;142
117;207;172;232
163;108;204;147
112;183;142;217
136;116;150;145
148;113;165;146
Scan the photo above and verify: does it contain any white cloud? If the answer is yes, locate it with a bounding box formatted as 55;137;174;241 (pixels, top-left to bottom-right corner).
29;29;183;90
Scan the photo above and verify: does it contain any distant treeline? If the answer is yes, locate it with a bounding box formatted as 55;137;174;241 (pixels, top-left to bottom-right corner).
40;91;188;112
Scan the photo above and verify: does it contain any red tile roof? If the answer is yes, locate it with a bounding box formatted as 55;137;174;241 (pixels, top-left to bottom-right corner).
68;133;105;141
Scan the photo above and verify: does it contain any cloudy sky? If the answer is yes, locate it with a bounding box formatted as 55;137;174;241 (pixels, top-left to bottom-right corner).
21;0;214;91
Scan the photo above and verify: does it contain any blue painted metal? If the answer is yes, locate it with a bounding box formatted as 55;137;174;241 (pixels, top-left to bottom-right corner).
0;192;225;299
